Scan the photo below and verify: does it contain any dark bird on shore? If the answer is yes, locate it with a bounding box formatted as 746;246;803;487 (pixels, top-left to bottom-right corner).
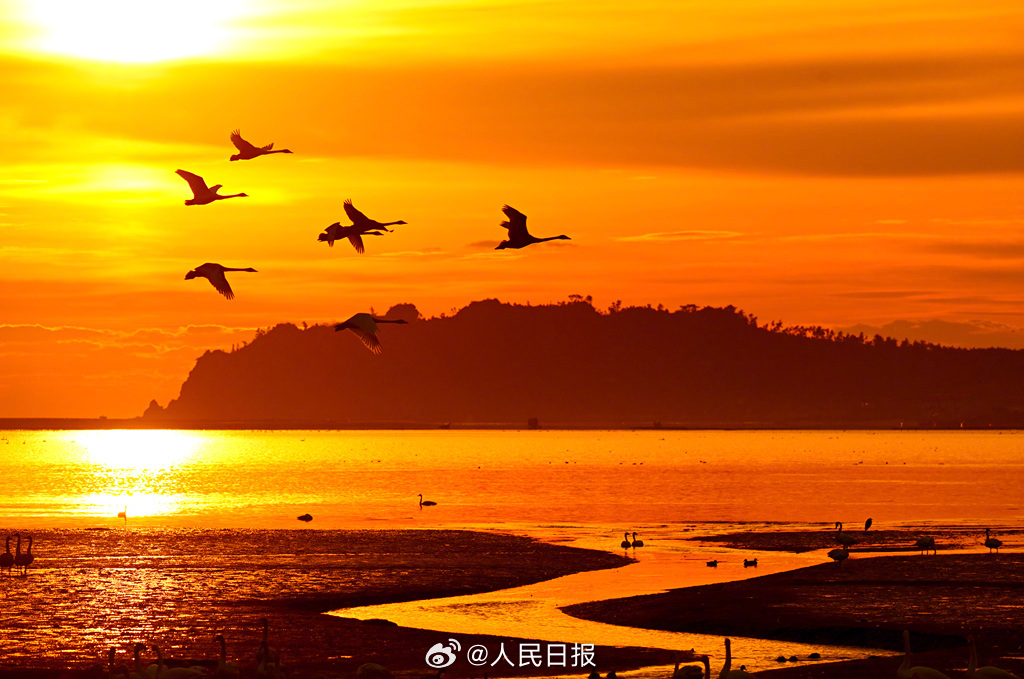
898;630;950;679
968;633;1020;678
334;313;408;354
185;263;258;300
706;559;718;567
606;672;618;679
914;536;936;555
720;638;759;677
418;494;437;507
827;547;849;566
743;558;758;568
864;518;873;531
631;532;644;548
588;672;599;679
984;528;1003;553
297;514;313;523
317;222;386;253
176;169;248;205
834;522;857;548
0;536;13;575
229;130;293;161
495;205;571;250
620;532;631;549
357;664;393;679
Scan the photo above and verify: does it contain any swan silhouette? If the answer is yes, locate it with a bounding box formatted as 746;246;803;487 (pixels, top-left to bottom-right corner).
914;536;936;555
418;494;437;507
834;522;857;548
984;528;1003;553
21;535;34;575
215;634;240;679
0;536;13;575
185;263;258;300
673;653;708;679
496;205;570;250
827;547;849;566
864;518;873;531
706;559;719;567
968;634;1020;678
620;532;631;549
176;169;248;205
318;200;405;252
719;638;758;677
631;532;644;547
229;130;293;161
898;630;950;679
317;222;386;253
151;645;205;679
256;618;279;666
334;313;408;354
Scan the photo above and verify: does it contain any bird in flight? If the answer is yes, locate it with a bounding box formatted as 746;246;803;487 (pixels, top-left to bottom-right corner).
185;263;258;300
176;169;248;205
317;223;386;253
496;205;570;249
334;313;408;354
318;200;407;253
229;129;293;161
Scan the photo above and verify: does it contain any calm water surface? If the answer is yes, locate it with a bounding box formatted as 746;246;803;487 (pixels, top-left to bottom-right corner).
2;429;1023;526
1;429;1021;671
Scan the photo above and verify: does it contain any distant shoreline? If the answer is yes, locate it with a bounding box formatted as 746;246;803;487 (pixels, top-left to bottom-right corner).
0;417;1014;431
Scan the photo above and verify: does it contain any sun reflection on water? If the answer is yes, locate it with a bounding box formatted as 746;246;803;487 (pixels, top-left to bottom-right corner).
73;430;202;469
65;430;203;518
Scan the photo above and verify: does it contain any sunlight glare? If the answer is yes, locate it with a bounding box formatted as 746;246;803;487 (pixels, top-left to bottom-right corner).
23;0;245;63
74;430;202;469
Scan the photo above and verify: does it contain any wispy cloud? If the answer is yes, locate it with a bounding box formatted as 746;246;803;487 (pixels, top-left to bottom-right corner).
616;230;744;243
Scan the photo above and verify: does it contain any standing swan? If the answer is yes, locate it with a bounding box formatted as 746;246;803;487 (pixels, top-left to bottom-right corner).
255;618;279;666
984;528;1003;553
495;205;571;250
418;494;437;507
0;536;13;575
897;630;951;679
334;313;408;354
21;535;34;575
215;634;240;679
185;263;258;300
229;130;293;161
834;522;857;548
968;634;1021;678
827;547;849;566
719;639;758;677
175;170;248;205
914;536;936;555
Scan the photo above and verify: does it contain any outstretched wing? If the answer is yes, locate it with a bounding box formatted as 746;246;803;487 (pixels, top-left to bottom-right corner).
348;233;366;254
176;169;209;196
501;204;528;238
349;327;382;354
206;267;235;300
230;130;260;154
343;199;370;227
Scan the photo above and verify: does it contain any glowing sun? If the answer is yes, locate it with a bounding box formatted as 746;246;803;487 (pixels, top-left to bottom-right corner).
23;0;245;63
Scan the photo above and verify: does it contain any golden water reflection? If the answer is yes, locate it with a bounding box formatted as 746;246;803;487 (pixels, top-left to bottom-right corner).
64;430;202;518
71;430;202;469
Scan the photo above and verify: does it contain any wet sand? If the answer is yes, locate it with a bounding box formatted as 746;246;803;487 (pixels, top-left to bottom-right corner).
0;528;676;678
567;527;1024;678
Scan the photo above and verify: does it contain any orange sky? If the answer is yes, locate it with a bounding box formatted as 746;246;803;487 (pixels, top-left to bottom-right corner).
1;0;1023;417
